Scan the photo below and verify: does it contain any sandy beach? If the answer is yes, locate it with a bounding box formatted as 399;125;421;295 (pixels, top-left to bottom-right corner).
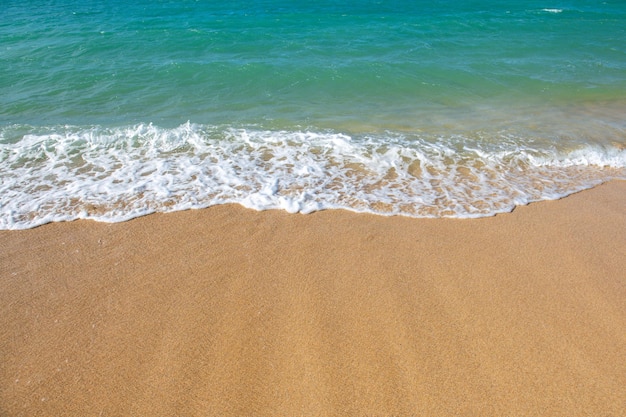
1;180;624;416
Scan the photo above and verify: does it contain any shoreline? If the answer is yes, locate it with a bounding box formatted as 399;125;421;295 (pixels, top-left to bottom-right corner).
1;180;625;416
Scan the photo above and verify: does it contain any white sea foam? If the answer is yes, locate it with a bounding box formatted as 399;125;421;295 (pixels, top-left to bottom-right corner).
0;123;624;229
541;8;563;13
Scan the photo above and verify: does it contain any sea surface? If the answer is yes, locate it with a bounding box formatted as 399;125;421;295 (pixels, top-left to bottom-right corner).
1;0;625;229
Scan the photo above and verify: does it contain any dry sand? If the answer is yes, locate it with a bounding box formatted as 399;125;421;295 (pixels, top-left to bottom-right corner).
1;180;625;416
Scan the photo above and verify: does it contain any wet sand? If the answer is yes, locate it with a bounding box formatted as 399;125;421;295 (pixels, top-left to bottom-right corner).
1;180;625;416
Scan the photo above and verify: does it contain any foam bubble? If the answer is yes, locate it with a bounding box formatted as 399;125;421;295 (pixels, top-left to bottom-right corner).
0;123;624;229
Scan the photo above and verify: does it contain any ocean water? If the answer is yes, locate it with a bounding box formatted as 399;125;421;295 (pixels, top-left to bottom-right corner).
1;0;625;229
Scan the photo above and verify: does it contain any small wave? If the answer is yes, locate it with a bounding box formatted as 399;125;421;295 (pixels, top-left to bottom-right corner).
1;123;624;229
541;8;563;13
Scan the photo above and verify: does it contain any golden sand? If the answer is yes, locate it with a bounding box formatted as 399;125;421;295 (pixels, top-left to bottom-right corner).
1;181;625;416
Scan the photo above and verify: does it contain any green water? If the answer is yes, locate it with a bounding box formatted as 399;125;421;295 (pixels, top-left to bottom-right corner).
2;0;625;129
1;0;625;228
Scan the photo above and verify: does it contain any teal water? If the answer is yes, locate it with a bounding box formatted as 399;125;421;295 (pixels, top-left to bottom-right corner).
1;0;625;228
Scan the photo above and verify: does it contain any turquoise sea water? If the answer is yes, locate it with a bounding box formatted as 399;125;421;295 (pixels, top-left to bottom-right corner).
1;0;625;228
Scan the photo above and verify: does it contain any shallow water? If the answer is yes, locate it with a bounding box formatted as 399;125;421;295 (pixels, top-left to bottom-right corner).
1;0;625;229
